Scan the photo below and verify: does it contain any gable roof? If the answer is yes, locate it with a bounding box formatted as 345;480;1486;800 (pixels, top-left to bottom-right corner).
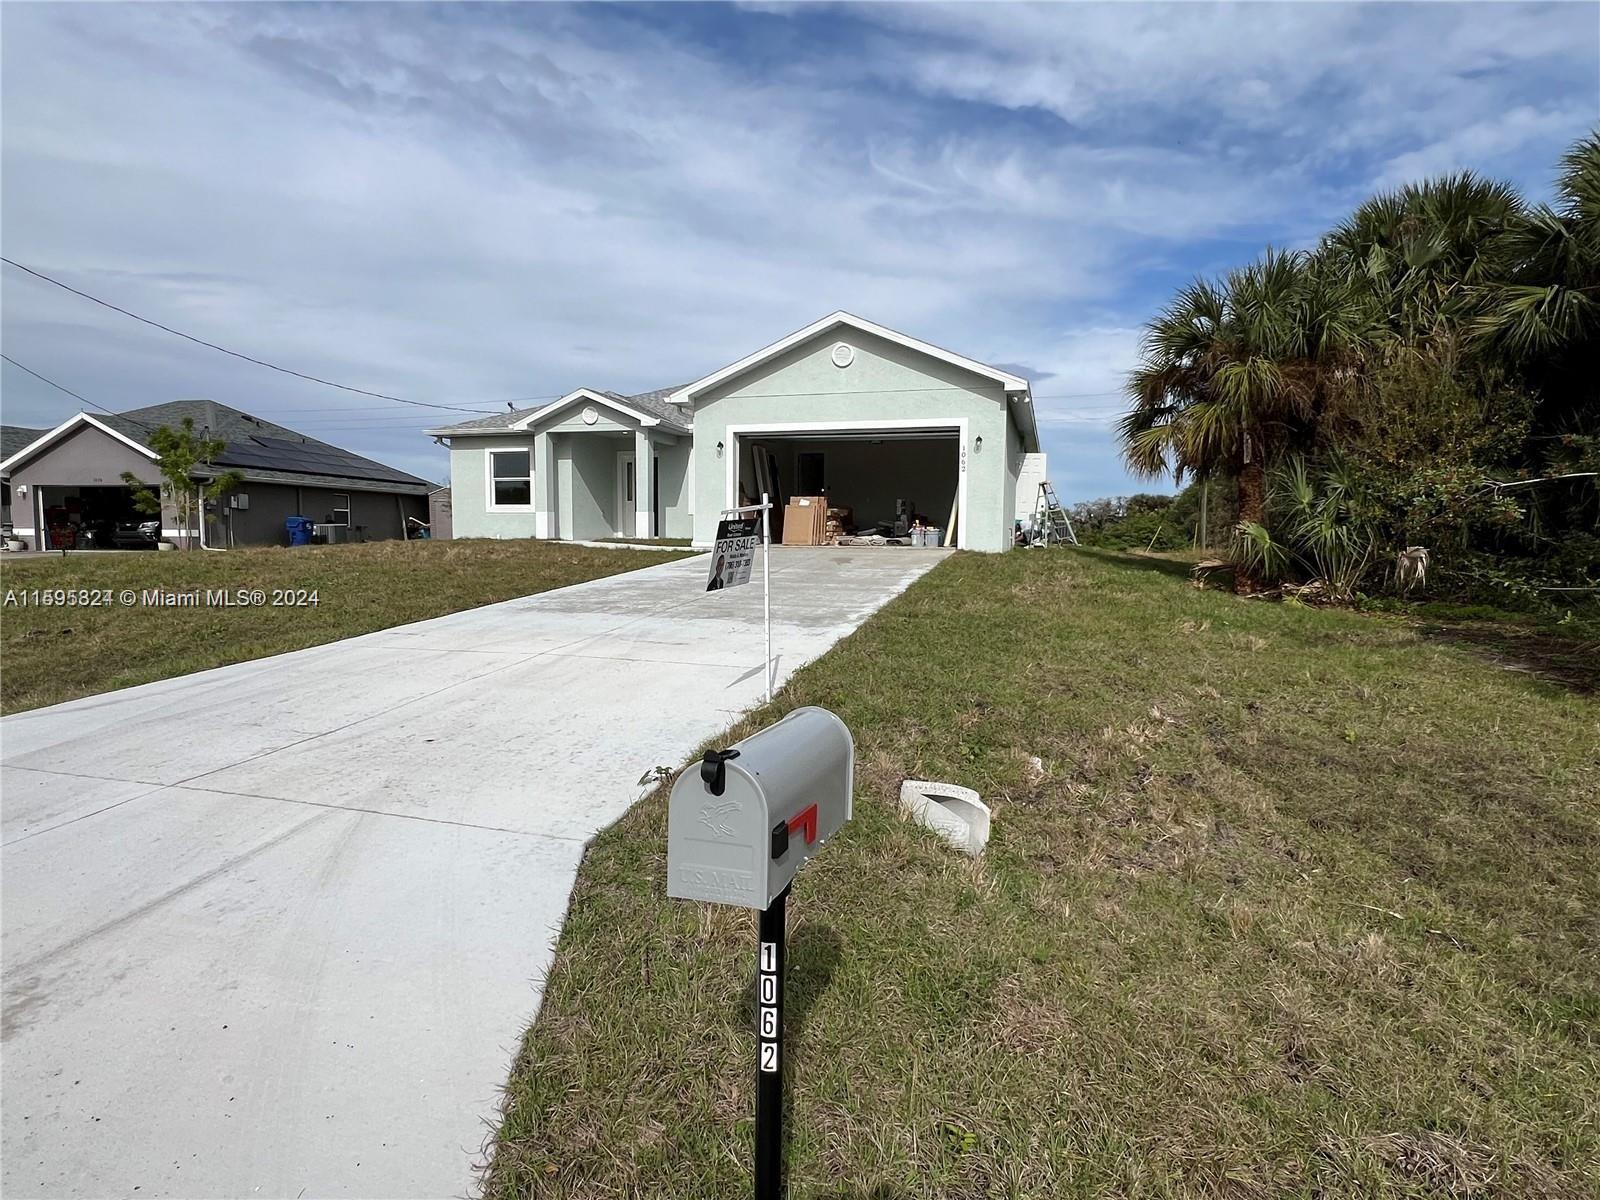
508;387;691;433
420;313;1040;451
666;311;1031;406
0;412;160;473
426;385;690;437
0;401;432;493
1;424;48;463
599;385;692;429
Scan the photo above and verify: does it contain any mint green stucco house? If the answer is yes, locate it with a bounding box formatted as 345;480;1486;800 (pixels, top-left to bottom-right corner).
427;313;1044;552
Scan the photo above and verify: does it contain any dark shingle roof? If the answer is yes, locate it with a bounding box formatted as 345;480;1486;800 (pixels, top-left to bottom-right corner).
427;406;546;433
600;387;691;429
2;424;49;461
428;386;691;436
95;400;431;490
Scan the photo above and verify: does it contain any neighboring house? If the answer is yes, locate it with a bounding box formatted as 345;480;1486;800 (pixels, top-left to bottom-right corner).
427;312;1044;552
0;400;432;550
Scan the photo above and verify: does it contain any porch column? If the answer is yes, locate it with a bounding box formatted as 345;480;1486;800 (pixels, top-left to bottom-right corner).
534;431;556;539
634;427;654;539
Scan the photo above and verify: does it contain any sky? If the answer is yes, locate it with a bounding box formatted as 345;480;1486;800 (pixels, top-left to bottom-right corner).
2;2;1596;502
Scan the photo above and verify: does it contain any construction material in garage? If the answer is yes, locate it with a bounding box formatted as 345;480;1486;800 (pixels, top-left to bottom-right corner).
781;496;827;545
747;434;959;548
780;490;954;547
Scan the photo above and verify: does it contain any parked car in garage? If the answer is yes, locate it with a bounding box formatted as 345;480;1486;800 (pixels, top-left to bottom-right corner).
86;519;161;549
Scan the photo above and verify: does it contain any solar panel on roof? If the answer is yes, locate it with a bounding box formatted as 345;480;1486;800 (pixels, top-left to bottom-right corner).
215;435;417;484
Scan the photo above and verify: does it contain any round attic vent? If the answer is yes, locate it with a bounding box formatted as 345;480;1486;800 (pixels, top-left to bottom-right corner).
831;342;855;368
582;405;599;425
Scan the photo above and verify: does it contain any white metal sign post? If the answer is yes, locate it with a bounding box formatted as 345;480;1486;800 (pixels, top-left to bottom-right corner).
666;708;855;1200
708;492;773;702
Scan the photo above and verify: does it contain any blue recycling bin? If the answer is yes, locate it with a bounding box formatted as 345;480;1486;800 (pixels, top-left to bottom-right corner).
285;515;314;547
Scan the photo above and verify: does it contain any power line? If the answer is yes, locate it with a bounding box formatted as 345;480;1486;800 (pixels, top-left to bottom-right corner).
1;353;118;416
4;257;1131;417
1;257;501;415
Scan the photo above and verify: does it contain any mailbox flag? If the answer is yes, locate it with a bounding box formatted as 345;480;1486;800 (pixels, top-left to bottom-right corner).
707;516;761;591
787;804;818;847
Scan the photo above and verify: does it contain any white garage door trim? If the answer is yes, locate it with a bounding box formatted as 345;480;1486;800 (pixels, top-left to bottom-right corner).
723;418;970;550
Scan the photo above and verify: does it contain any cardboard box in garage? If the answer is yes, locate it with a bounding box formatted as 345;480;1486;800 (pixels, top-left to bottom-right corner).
782;496;827;545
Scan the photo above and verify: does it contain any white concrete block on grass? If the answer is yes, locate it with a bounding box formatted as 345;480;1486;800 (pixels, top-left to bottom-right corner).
900;779;992;856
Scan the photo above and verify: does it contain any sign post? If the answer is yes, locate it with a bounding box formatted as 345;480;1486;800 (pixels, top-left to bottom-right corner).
762;491;771;703
666;708;855;1199
707;494;774;703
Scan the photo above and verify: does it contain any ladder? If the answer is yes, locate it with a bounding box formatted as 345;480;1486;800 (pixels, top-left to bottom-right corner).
1035;481;1078;546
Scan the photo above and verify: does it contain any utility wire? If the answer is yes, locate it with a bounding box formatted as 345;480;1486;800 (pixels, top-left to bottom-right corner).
1;257;500;415
4;256;1133;413
1;353;119;416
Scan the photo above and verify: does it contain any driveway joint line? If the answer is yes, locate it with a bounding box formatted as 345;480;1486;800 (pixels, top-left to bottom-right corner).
178;591;726;782
168;782;596;842
2;783;169;847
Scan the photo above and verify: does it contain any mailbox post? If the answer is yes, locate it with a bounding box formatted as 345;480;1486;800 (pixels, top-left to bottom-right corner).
667;707;855;1199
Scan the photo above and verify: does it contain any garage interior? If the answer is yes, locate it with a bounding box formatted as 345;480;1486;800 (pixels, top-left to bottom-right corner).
737;431;959;546
32;484;159;550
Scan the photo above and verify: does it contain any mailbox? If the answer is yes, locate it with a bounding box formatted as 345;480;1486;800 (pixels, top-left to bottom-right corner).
667;706;854;910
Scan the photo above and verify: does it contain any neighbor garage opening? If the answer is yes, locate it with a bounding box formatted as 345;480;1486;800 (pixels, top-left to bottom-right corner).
731;423;963;548
34;484;160;550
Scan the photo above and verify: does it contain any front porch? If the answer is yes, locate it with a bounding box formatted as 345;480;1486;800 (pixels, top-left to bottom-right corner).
533;425;668;542
449;386;694;544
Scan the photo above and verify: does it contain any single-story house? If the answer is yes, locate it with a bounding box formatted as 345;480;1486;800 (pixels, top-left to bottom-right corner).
427;312;1045;552
1;400;432;550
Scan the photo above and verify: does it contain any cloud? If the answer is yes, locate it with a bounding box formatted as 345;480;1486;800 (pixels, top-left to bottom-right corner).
2;2;1594;496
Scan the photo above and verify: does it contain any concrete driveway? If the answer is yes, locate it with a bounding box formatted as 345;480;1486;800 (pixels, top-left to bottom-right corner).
1;546;949;1199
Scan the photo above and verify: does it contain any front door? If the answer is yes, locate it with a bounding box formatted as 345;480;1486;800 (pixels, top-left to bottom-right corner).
616;452;636;536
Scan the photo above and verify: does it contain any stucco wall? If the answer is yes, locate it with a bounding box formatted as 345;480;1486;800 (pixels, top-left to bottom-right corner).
546;409;632;435
10;422;164;523
1004;416;1023;539
448;436;538;539
687;329;1017;550
560;434;619;540
656;437;694;538
209;483;424;546
9;423;156;490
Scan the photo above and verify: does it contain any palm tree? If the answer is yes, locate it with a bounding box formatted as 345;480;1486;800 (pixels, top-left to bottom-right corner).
1321;171;1524;346
1121;249;1369;591
1474;131;1600;537
1474;132;1599;366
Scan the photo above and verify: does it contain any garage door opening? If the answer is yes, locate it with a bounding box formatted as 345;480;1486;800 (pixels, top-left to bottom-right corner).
733;427;962;547
35;485;161;550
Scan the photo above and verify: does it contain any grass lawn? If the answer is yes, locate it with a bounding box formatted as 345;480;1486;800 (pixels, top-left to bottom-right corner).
593;536;697;547
486;548;1599;1199
0;539;693;714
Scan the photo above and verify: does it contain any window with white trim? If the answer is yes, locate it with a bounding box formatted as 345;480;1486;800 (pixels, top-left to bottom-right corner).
489;450;533;508
329;494;351;525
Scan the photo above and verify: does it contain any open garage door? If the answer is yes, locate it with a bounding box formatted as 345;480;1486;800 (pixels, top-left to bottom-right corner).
36;484;161;550
731;423;964;547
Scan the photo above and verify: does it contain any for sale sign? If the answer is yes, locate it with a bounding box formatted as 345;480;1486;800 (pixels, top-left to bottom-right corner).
706;515;761;591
